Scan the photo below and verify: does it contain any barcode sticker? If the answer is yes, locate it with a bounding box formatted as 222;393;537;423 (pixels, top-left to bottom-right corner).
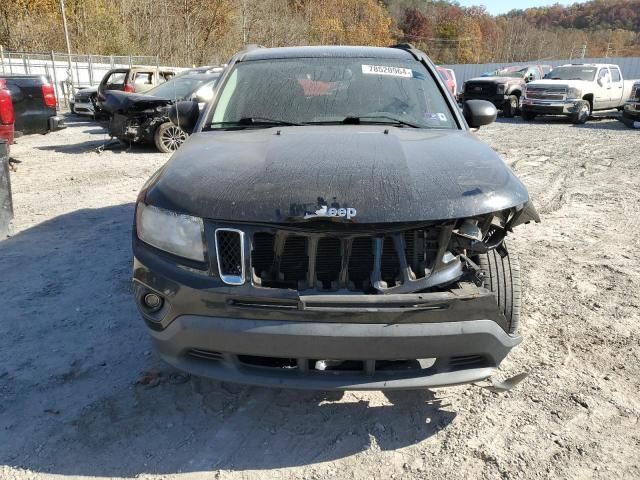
362;65;413;78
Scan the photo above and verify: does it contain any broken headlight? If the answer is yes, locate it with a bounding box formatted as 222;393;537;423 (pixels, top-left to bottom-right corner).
136;203;206;262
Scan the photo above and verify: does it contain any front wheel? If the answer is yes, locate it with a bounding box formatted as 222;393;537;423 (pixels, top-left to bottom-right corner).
475;243;522;334
521;111;536;121
502;95;519;118
154;122;187;153
570;100;591;124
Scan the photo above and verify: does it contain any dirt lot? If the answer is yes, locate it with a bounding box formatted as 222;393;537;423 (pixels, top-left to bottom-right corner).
1;113;639;480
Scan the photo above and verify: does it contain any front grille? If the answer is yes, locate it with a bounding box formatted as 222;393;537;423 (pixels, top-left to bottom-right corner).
465;82;496;96
241;225;452;293
525;86;567;100
215;228;245;285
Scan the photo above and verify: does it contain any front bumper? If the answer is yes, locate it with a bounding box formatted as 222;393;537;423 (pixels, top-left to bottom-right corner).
48;115;66;132
133;252;522;390
73;101;95;116
151;315;520;390
462;93;508;108
521;98;581;115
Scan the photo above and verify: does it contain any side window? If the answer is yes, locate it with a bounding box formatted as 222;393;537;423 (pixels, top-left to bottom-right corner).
597;68;610;84
105;72;126;88
134;72;154;86
528;67;541;80
611;68;621;83
161;72;175;83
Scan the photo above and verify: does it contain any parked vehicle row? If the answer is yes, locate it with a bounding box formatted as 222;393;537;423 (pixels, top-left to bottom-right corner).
459;62;638;124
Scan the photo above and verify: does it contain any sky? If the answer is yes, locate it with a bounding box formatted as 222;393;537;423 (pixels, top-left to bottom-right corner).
456;0;576;15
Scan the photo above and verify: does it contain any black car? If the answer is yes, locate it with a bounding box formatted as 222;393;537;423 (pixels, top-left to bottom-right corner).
100;72;220;152
132;45;539;390
0;74;65;135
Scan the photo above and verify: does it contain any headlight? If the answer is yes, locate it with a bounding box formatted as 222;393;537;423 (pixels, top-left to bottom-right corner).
136;203;205;262
496;84;506;94
567;87;582;99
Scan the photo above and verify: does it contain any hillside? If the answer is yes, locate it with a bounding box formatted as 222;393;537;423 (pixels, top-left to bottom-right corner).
0;0;638;65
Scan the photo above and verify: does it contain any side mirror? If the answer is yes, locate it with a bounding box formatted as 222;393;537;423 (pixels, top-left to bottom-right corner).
463;100;497;128
168;100;200;134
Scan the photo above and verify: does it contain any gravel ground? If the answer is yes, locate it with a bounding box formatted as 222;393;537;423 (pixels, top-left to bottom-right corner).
1;113;639;480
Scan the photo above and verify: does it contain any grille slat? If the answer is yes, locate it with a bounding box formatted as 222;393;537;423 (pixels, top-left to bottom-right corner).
315;237;342;289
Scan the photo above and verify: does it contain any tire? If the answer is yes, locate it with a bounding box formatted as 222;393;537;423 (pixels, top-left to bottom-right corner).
521;111;536;121
502;95;519;118
154;122;187;153
475;243;522;334
570;100;591;124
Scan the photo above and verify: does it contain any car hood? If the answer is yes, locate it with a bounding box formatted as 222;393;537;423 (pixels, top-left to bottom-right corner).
144;126;530;223
527;79;587;89
99;90;173;114
467;76;514;84
76;86;98;94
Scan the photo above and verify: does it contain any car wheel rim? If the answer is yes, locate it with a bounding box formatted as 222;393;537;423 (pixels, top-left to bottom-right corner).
161;126;186;151
581;105;590;120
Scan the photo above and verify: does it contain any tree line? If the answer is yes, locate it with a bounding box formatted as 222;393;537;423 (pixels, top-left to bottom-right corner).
0;0;639;66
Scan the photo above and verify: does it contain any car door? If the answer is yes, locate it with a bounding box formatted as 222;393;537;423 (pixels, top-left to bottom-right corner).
608;67;623;108
593;67;611;110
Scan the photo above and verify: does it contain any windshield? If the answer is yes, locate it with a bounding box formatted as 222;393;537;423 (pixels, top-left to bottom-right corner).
492;67;527;78
147;75;219;100
206;57;457;130
546;66;597;81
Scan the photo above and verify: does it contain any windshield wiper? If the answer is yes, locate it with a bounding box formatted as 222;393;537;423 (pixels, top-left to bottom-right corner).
208;117;303;129
307;115;422;128
347;115;422;128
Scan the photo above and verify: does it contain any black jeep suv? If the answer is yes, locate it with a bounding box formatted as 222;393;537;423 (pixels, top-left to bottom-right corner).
132;45;539;390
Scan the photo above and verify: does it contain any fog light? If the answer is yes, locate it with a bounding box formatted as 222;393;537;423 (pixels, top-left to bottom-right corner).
143;293;163;311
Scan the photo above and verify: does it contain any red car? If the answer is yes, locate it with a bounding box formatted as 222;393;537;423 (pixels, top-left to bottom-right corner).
436;66;456;96
0;79;14;149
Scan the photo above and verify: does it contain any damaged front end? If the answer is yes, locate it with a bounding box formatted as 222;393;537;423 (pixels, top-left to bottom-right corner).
241;201;539;297
100;91;173;144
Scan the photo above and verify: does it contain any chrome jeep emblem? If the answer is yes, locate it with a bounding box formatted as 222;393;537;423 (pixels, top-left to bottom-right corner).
304;205;357;220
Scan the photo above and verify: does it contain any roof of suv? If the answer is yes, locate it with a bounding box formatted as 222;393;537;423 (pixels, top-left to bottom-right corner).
238;46;415;62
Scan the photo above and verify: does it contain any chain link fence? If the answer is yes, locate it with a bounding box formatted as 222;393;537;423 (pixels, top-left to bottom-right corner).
0;47;162;106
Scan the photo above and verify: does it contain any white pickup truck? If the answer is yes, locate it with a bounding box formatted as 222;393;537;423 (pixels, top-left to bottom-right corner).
521;63;637;124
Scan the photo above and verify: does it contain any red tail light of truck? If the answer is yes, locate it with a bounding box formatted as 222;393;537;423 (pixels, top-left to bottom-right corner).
41;83;57;108
0;80;15;125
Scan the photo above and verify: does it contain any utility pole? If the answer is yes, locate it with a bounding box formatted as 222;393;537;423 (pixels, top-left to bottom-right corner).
59;0;74;95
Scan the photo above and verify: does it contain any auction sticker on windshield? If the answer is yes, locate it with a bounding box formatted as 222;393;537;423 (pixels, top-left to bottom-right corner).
362;65;413;78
